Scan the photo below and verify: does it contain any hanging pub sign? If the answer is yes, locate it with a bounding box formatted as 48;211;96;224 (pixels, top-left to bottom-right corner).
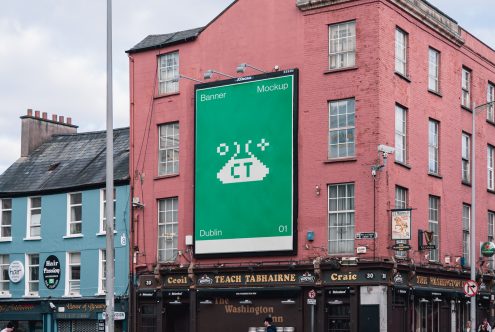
418;229;436;250
391;209;412;240
43;255;61;289
481;242;495;257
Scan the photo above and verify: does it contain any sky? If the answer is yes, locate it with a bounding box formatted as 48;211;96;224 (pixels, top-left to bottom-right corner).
0;0;493;174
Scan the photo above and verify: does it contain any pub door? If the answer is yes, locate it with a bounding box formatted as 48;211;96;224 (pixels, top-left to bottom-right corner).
163;303;189;332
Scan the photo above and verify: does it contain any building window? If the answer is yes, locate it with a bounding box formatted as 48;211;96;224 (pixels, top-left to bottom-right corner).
395;28;408;76
0;255;9;294
428;48;440;92
158;52;179;94
98;249;114;294
428;120;439;174
428;196;439;262
462;67;471;108
489;145;494;191
68;193;82;235
158;123;179;176
395;105;407;163
462;133;471;183
100;189;116;233
158;197;178;262
395;186;409;258
462;204;470;266
488;83;495;122
328;183;355;254
26;254;39;296
488;211;494;270
0;199;12;240
329;21;356;70
27;197;41;238
66;252;81;296
328;98;355;159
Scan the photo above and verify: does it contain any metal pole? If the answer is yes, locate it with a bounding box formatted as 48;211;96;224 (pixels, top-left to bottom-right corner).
105;0;115;330
471;102;476;329
310;304;315;332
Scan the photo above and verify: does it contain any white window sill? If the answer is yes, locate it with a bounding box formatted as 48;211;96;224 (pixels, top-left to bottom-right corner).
0;237;12;242
63;234;84;239
23;236;42;241
63;293;82;298
0;293;11;298
23;294;40;298
95;292;106;296
96;231;117;236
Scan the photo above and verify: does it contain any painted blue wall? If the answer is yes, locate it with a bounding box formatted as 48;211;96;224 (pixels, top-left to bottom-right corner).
0;184;130;298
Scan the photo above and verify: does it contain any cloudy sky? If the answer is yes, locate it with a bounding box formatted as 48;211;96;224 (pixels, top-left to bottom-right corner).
0;0;493;174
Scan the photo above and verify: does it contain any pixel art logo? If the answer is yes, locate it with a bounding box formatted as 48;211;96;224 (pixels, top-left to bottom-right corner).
216;139;270;184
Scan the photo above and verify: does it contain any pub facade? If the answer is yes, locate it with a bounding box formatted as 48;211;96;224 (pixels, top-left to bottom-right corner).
127;0;495;331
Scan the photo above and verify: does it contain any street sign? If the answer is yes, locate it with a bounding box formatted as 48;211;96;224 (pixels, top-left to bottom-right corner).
463;280;479;297
355;232;377;239
307;299;316;305
391;243;411;251
308;289;316;299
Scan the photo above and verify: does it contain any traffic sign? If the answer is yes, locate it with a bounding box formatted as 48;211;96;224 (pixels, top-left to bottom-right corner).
463;280;479;297
307;299;316;305
355;232;377;239
308;289;316;299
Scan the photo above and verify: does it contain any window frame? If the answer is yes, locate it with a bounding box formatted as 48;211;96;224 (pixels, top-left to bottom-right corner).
0;254;9;295
462;204;471;266
25;253;39;297
328;20;356;70
158;51;179;95
26;197;41;239
488;211;494;270
462;133;471;184
158;197;179;262
67;192;82;236
66;252;81;296
395;104;407;164
0;199;12;241
158;122;180;176
328;183;355;254
428;196;440;262
461;67;471;108
328;98;356;159
395;28;408;76
428;48;440;92
97;249;113;295
428;119;439;174
488;83;495;122
489;145;494;191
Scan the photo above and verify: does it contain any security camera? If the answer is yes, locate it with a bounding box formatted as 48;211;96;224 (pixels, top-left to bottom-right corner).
49;302;56;310
378;144;395;154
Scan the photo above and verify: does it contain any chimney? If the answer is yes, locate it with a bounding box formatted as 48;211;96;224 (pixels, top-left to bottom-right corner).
20;109;78;157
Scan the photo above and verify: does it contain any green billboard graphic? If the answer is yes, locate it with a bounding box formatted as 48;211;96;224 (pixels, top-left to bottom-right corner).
194;70;298;255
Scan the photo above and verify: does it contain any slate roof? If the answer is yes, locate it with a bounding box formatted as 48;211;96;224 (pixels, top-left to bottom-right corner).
126;27;203;54
0;128;129;197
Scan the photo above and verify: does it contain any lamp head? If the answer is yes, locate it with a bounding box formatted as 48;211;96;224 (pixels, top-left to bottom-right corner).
236;63;247;73
203;70;213;80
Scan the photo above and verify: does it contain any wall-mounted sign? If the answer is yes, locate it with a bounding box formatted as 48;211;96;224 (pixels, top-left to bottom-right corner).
481;242;495;257
8;260;24;283
391;243;411;251
194;70;298;256
418;229;436;250
391;209;412;240
355;232;376;239
43;255;61;289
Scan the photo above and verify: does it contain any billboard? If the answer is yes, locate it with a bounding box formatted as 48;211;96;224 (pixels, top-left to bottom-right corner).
194;69;298;256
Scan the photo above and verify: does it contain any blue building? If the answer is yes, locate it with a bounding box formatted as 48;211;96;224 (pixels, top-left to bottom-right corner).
0;111;130;332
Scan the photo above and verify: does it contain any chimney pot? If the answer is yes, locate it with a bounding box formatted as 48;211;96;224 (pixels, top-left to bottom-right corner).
67;117;72;125
35;111;40;118
59;116;64;123
42;112;47;120
52;114;57;122
27;109;33;116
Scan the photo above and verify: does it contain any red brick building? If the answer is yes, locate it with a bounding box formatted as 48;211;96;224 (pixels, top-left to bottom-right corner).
126;0;495;331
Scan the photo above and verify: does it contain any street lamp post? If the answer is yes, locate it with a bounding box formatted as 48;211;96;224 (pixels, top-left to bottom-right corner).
470;100;494;329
